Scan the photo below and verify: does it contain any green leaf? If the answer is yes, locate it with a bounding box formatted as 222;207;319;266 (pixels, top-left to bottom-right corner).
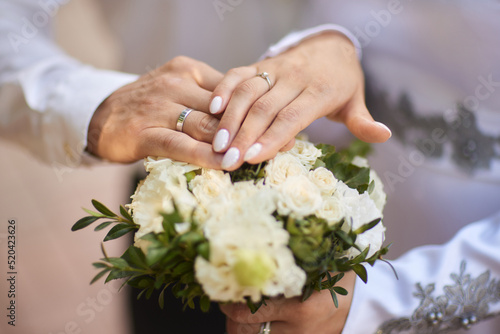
94;221;113;231
105;269;136;283
172;262;192;277
301;284;315;302
158;286;166;309
107;257;129;269
82;208;107;218
92;262;109;269
92;199;117;217
352;264;368;283
335;230;354;246
200;295;211;313
104;224;137;241
120;205;134;222
146;247;169;266
316;143;336;156
196;242;210;261
90;268;110;284
339;140;372;161
354;218;381;235
332;286;348;296
122;246;148;269
72;216;99;231
330;288;339;308
245;298;263;314
334;164;370;193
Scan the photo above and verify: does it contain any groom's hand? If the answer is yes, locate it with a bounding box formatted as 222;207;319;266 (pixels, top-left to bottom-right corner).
86;56;225;168
208;31;392;170
220;271;356;334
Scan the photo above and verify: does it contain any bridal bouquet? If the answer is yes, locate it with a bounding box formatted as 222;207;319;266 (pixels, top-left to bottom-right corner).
72;139;389;312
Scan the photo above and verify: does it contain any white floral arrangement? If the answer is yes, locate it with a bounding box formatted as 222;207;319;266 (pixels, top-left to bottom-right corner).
72;139;389;312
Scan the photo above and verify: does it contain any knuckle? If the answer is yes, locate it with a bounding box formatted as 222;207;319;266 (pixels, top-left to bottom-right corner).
167;55;192;69
156;75;184;91
197;114;219;136
308;80;334;98
234;80;258;98
276;105;303;125
251;97;274;116
227;66;253;79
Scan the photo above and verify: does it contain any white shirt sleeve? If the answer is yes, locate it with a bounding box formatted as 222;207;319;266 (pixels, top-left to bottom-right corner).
259;23;362;61
0;0;138;167
343;211;500;334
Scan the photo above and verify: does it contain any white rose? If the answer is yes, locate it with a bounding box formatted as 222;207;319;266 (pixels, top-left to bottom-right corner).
288;139;322;168
277;175;323;217
315;197;344;226
190;170;232;206
265;153;308;185
308;167;338;196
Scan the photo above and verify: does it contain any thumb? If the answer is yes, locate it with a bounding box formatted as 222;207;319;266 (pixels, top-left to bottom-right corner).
333;99;392;143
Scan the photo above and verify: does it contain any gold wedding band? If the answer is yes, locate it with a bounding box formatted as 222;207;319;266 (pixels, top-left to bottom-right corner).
176;108;193;132
256;72;273;90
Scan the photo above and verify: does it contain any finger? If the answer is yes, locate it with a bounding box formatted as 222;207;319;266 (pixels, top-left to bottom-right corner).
181;109;220;143
212;77;275;157
244;91;321;164
209;66;258;115
225;318;262;334
333;97;392;143
158;56;224;91
145;103;217;140
190;60;225;91
220;84;302;170
162;80;215;113
137;129;223;168
279;138;296;152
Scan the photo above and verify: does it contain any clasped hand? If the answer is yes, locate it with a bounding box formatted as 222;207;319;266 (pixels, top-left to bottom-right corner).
87;31;390;169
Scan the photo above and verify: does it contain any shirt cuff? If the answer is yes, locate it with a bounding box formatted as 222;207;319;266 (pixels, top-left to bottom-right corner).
39;61;139;168
259;23;362;61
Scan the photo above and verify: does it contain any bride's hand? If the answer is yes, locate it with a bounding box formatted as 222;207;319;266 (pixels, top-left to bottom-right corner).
220;271;356;334
86;56;225;168
209;31;391;170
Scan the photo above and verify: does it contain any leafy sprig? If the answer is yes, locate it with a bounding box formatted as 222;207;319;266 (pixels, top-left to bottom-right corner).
71;200;139;241
283;214;389;308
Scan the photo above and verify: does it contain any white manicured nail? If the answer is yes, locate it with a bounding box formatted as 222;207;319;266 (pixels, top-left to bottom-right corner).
221;147;240;170
244;143;262;161
375;122;392;137
213;129;230;152
210;96;223;114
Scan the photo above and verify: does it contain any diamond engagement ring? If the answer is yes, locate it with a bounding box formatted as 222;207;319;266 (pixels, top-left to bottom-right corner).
176;108;193;132
258;322;271;334
256;72;273;90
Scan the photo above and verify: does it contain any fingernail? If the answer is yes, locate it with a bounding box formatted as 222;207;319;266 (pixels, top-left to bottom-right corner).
210;96;223;114
375;121;392;137
213;129;230;152
221;147;240;169
244;143;262;161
